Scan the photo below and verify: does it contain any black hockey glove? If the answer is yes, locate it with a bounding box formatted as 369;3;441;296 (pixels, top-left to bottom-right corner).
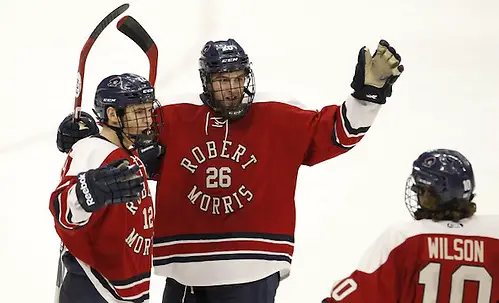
75;159;144;212
351;40;404;104
57;111;99;153
137;143;165;178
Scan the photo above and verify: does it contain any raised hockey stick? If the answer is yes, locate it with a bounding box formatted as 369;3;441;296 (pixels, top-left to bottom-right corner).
116;15;158;86
73;3;130;121
56;6;130;302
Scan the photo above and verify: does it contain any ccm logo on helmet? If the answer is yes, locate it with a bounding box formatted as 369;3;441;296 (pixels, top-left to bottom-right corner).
221;58;238;63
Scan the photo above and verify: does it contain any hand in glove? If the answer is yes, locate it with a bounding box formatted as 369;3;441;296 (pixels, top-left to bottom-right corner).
351;39;404;104
75;159;144;212
137;143;165;178
57;111;99;153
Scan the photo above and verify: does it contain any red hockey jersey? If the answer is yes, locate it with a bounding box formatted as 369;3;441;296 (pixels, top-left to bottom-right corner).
49;136;154;303
152;96;382;286
324;215;499;303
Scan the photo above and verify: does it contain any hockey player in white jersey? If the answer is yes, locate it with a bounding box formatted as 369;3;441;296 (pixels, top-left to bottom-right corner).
322;148;499;302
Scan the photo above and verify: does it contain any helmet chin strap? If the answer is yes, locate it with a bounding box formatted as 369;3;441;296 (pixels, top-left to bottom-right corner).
105;111;136;155
92;108;131;152
108;121;155;151
199;92;248;121
96;108;155;153
105;123;134;155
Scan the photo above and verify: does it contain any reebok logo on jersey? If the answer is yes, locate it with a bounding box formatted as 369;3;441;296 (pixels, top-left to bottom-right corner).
78;173;95;206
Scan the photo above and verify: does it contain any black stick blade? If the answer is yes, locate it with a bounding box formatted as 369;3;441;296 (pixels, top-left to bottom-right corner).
116;15;154;53
90;3;130;39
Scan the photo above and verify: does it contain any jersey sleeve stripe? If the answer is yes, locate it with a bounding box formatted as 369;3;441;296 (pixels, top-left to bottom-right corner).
53;185;90;230
53;188;82;230
339;102;370;137
331;96;382;149
331;110;357;150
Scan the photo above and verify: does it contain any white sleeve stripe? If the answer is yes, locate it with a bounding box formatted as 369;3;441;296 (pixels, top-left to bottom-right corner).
332;121;356;150
57;194;79;230
340;103;369;138
56;185;91;230
66;185;92;224
341;95;381;136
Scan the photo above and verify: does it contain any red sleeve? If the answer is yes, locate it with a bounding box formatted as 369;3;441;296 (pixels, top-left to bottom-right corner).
326;256;403;301
323;224;414;303
301;104;349;166
49;138;121;238
279;95;382;166
325;262;402;303
49;174;89;230
49;154;106;237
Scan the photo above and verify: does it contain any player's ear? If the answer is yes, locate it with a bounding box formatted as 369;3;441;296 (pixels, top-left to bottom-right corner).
107;107;119;124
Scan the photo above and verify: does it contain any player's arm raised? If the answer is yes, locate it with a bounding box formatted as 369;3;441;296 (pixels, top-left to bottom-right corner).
302;40;404;165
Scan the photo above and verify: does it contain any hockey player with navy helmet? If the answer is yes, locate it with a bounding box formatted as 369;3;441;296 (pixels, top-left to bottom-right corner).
198;39;255;120
322;149;499;303
405;149;476;221
56;38;404;303
49;73;162;303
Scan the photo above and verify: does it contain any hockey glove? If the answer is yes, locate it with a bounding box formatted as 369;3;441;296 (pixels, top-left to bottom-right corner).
57;111;99;153
75;159;144;212
137;143;165;178
351;40;404;104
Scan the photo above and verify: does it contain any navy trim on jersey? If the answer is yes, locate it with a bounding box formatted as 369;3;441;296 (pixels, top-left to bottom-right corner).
153;252;292;266
154;232;294;244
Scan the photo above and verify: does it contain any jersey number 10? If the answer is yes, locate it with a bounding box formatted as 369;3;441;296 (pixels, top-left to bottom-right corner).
419;262;492;302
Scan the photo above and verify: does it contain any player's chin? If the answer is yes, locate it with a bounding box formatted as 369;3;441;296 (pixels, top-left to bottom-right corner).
219;99;243;109
126;127;147;136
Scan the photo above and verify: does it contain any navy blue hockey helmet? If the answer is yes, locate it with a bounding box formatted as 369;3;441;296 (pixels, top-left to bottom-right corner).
94;73;156;122
93;73;162;147
199;39;255;120
405;149;475;218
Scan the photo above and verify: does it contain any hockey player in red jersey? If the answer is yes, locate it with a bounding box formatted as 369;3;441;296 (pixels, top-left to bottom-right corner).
49;73;161;303
56;38;404;303
153;38;403;303
322;148;499;303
